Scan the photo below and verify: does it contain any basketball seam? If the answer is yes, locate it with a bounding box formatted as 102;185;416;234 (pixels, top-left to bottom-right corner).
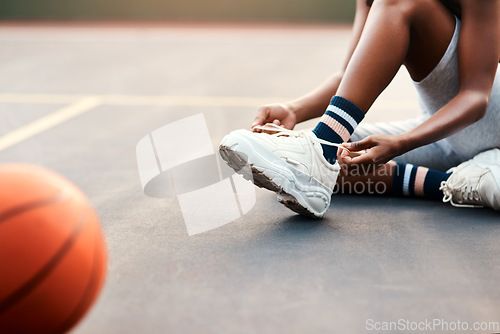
0;192;67;225
55;217;105;333
0;197;85;317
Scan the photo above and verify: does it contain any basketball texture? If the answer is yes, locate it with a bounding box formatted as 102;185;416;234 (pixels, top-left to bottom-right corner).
0;164;107;334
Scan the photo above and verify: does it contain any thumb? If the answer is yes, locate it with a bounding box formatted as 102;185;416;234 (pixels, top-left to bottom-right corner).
252;107;270;128
343;137;374;152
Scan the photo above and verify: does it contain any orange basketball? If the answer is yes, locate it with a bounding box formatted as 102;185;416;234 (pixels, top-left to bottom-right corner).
0;163;107;334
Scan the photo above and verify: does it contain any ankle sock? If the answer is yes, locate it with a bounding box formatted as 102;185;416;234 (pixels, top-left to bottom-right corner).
312;96;365;163
392;162;451;200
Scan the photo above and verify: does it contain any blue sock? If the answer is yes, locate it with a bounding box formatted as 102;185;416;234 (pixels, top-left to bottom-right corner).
312;96;365;163
392;162;451;200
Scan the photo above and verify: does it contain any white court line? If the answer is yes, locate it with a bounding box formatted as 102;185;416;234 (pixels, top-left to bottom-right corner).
101;95;284;107
0;96;101;152
0;94;82;104
0;93;287;107
0;93;417;152
0;93;416;109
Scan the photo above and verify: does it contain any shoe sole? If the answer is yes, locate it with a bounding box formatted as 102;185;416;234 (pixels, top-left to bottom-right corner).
219;132;331;218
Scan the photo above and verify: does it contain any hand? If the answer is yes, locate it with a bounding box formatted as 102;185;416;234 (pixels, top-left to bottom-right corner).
252;103;297;132
338;134;406;173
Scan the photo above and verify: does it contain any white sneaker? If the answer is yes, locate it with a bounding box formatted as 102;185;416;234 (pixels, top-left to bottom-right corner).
219;124;344;218
440;148;500;211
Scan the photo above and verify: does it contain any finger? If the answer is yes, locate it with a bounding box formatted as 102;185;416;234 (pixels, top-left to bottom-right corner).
337;147;343;161
261;123;278;134
273;119;281;125
343;137;374;152
338;146;349;161
345;152;377;165
252;107;270;129
339;147;363;164
337;154;348;175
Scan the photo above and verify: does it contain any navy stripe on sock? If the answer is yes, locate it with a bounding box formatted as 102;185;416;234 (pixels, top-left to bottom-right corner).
313;96;365;164
391;162;406;197
424;170;451;200
330;96;365;124
312;123;342;163
312;122;342;142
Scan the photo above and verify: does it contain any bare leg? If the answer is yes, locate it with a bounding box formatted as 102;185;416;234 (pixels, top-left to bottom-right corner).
336;162;396;195
330;0;458;194
337;0;456;112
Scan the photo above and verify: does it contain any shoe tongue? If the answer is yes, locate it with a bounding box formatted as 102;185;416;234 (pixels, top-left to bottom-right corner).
300;131;339;172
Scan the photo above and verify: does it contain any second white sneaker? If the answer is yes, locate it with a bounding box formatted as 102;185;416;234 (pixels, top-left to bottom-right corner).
219;124;343;218
440;148;500;211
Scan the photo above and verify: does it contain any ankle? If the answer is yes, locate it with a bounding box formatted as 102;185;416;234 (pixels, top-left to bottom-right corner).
313;96;365;162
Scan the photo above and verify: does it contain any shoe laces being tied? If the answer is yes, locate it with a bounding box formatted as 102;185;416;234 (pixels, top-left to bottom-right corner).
253;123;350;153
439;176;483;208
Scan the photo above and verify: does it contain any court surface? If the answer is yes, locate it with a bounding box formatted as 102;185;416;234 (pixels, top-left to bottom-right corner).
0;23;499;333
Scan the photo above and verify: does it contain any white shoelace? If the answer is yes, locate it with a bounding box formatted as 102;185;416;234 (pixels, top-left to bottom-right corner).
439;179;483;208
253;123;350;152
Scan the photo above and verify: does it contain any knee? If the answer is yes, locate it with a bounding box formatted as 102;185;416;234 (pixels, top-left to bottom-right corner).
371;0;433;19
372;0;412;10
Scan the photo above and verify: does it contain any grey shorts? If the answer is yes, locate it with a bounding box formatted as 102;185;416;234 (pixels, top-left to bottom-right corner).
351;17;500;172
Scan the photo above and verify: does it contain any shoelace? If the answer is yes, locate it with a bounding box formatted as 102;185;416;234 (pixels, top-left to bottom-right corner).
253;123;350;152
439;178;483;208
